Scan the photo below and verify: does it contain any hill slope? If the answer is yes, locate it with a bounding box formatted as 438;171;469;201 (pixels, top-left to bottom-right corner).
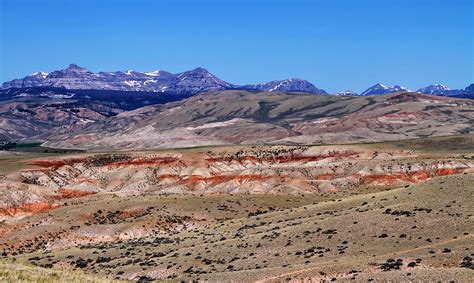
0;139;472;281
0;87;193;141
39;90;474;150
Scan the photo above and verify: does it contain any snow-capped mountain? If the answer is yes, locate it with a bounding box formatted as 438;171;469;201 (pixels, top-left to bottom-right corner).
242;78;327;94
417;84;450;95
2;65;329;95
415;84;470;97
343;83;472;98
1;64;235;95
360;83;410;96
3;71;49;88
2;65;471;99
144;70;173;77
334;90;359;96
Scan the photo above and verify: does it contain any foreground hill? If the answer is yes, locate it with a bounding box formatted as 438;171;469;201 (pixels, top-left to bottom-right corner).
38;90;474;150
0;135;473;281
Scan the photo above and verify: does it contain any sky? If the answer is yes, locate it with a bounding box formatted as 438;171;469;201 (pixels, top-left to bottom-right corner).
0;0;472;93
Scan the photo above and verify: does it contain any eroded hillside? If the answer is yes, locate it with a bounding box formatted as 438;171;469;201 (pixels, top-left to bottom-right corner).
0;136;473;281
2;142;473;221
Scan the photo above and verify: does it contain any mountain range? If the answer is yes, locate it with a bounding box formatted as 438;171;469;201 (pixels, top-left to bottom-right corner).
2;64;472;97
1;64;326;95
1;64;234;95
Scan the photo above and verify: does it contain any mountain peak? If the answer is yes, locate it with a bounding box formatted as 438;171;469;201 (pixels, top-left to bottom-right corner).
465;83;474;93
29;71;49;78
373;83;388;88
432;84;449;89
361;83;409;96
242;78;327;94
417;84;450;95
190;67;211;74
67;63;87;70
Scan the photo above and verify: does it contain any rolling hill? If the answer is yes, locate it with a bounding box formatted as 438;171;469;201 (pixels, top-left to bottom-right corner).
35;90;474;150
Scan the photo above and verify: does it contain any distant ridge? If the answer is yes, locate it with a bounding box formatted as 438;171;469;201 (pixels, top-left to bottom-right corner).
1;64;327;95
1;64;472;98
1;64;234;95
415;84;473;98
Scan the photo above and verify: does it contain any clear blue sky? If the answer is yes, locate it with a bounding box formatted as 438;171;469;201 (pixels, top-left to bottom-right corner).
1;0;472;92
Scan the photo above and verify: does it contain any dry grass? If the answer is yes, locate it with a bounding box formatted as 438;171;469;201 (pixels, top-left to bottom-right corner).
7;174;472;282
1;134;473;281
0;260;122;282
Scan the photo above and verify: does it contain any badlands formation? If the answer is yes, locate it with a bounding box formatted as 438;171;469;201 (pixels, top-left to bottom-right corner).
0;135;473;281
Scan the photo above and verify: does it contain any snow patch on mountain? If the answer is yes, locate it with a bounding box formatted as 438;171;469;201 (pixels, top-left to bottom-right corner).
417;84;450;95
360;83;410;96
30;72;49;78
334;90;359;96
242;78;327;94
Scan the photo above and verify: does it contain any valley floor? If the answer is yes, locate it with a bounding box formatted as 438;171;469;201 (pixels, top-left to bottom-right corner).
0;135;473;282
